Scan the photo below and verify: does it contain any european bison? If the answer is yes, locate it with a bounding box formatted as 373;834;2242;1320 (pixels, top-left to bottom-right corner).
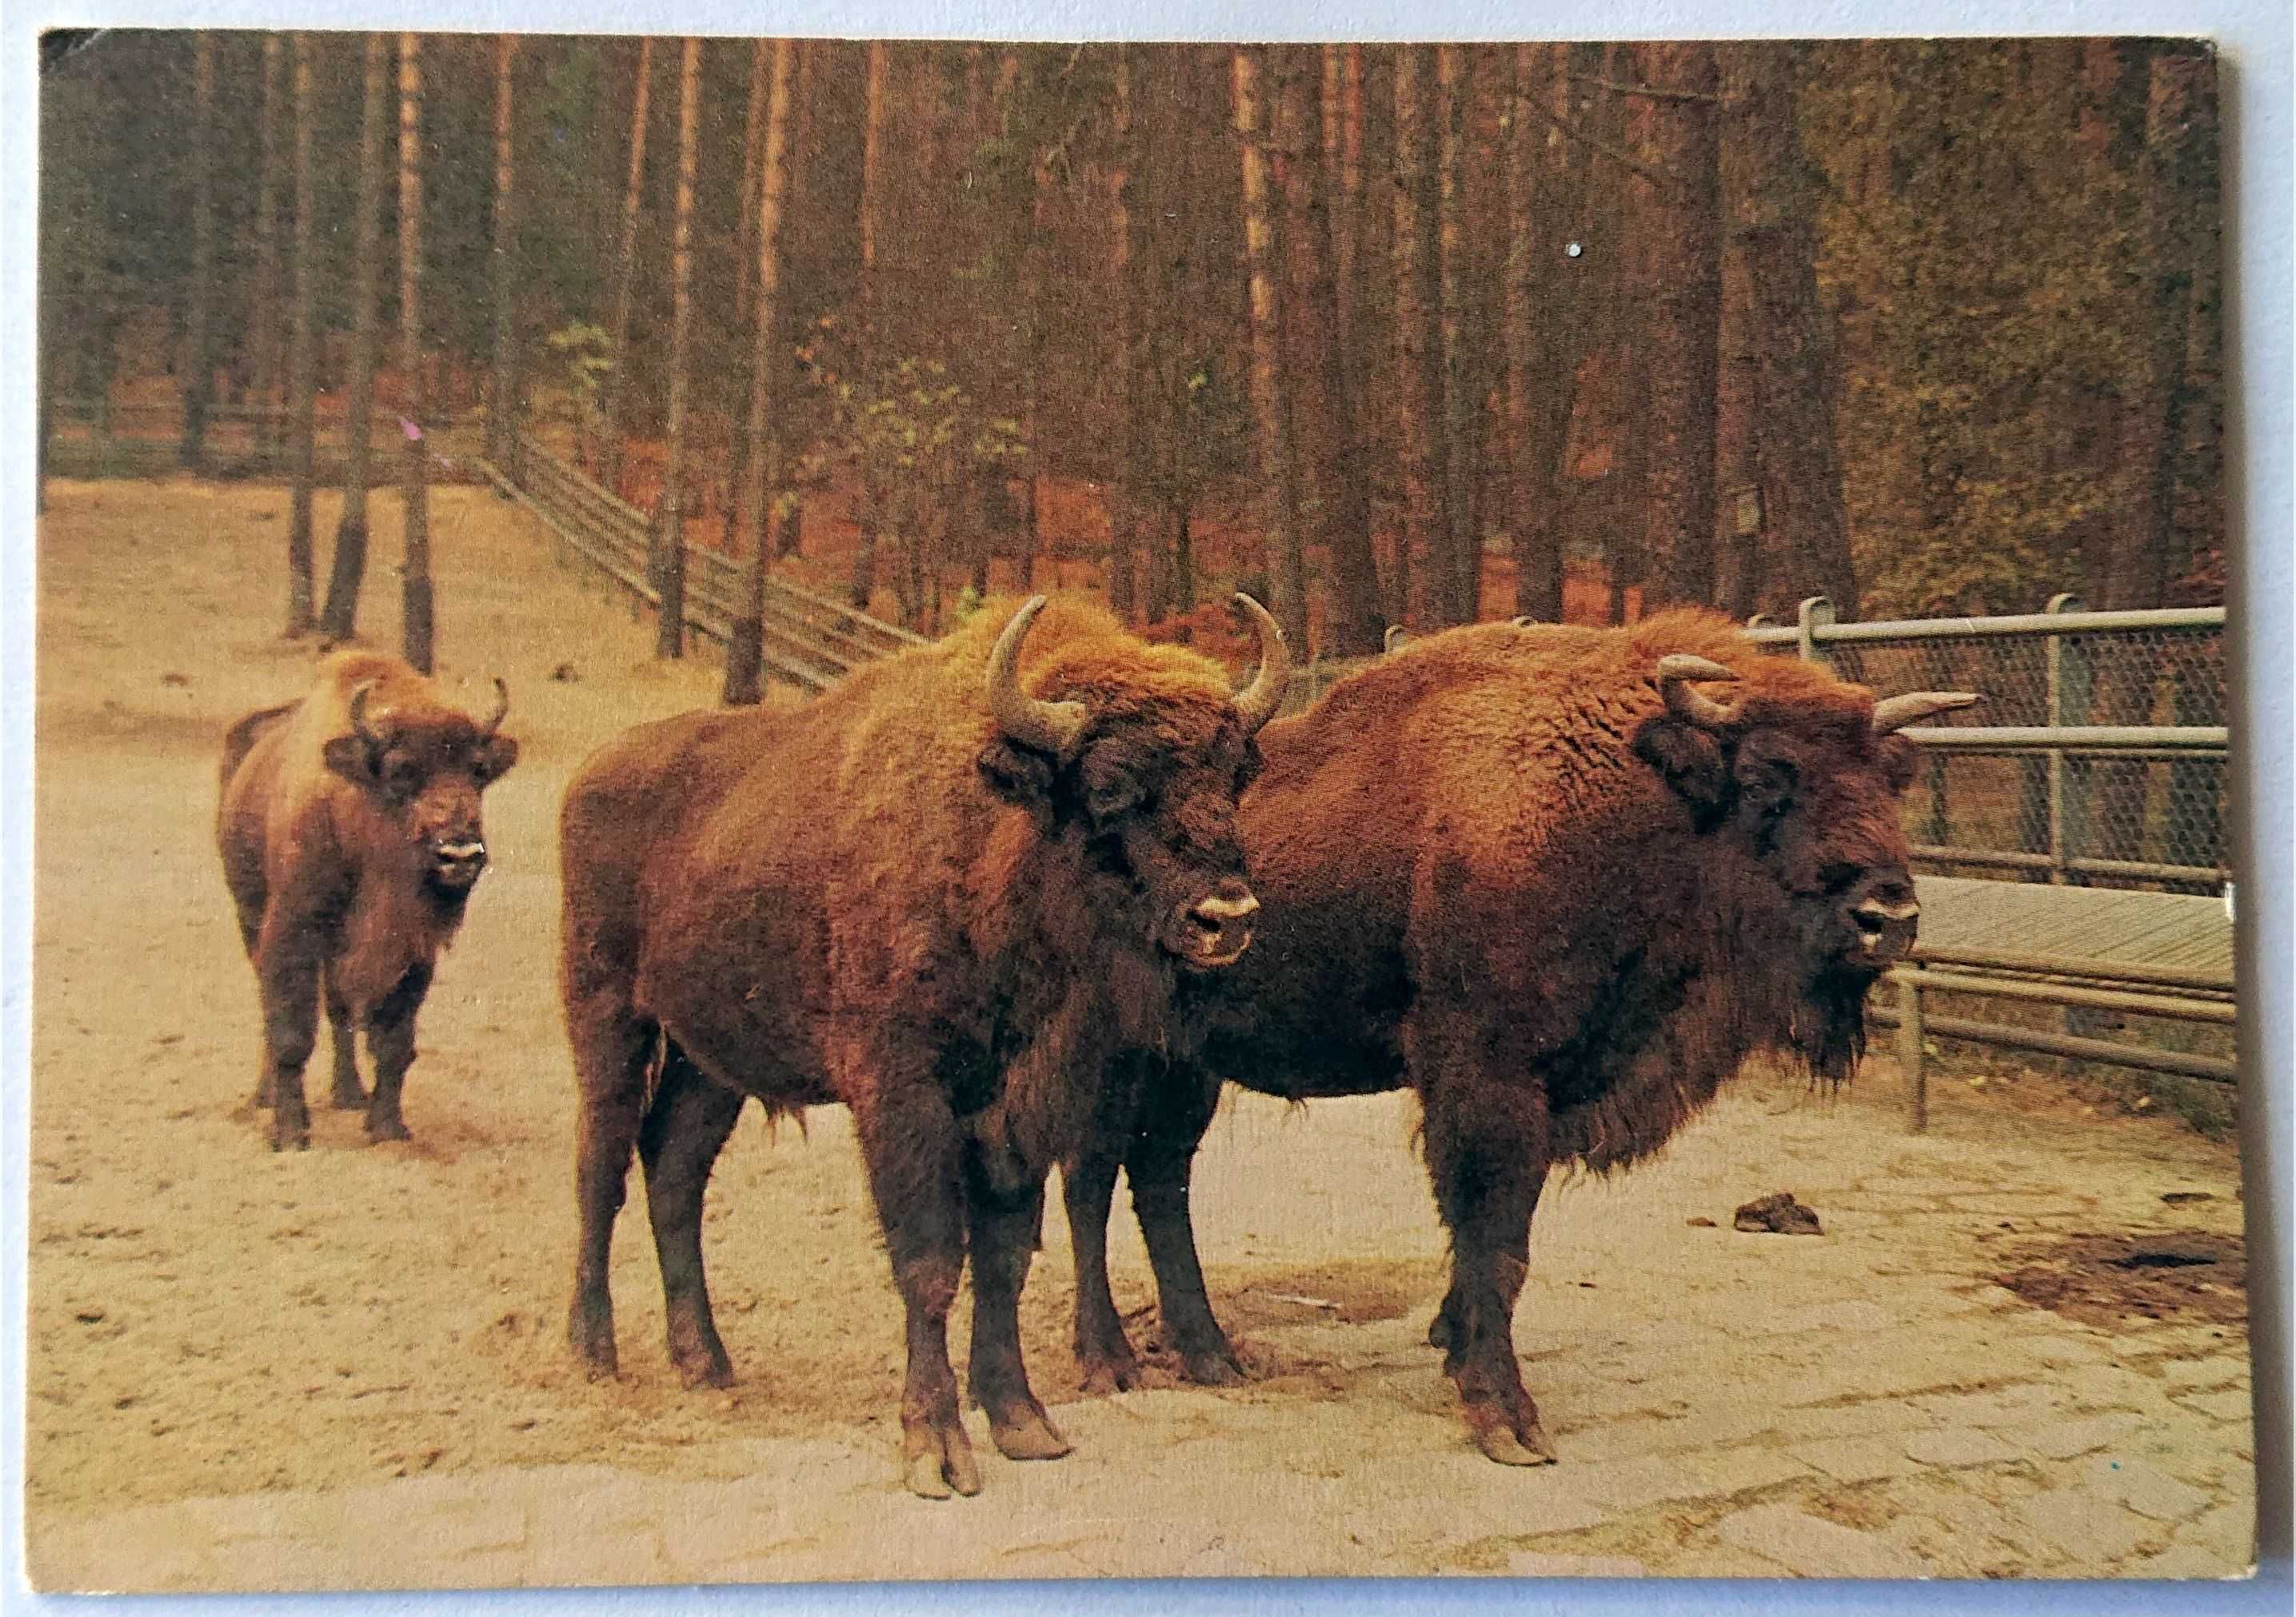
217;650;519;1149
1064;609;1977;1464
559;593;1288;1499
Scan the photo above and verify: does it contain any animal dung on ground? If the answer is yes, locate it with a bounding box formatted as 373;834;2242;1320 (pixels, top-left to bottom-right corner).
1733;1192;1823;1236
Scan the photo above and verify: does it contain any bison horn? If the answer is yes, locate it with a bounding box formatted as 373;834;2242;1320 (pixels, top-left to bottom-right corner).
1229;593;1291;734
480;677;509;736
347;681;386;749
1872;691;1982;734
986;596;1090;758
1656;653;1742;729
1384;624;1413;654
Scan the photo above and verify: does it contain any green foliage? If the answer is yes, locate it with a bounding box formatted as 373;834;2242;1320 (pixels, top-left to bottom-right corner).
544;321;613;434
792;315;1025;493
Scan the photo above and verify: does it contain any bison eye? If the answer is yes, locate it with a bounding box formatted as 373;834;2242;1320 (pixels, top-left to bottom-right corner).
1819;862;1862;896
1086;781;1143;822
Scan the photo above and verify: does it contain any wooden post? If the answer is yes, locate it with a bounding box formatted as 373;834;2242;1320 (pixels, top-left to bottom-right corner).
1794;595;1835;671
1897;968;1927;1134
2045;592;2091;884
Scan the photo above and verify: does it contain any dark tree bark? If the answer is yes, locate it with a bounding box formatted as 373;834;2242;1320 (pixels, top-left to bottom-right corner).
1434;46;1481;625
1503;43;1570;623
1284;48;1383;653
1391;46;1447;628
321;34;389;642
1233;47;1310;652
1106;46;1141;624
597;36;654;495
724;37;772;529
1720;44;1858;617
486;35;520;468
654;38;700;660
285;34;317;637
1634;42;1722;610
846;41;888;609
726;38;798;705
180;33;216;470
250;36;286;449
397;34;433;674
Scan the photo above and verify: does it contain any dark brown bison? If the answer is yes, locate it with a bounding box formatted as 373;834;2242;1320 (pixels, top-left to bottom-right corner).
558;593;1287;1499
217;650;519;1149
1063;609;1976;1465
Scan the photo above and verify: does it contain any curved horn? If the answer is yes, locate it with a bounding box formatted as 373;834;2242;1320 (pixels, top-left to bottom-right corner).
1656;653;1742;729
1511;616;1536;628
480;677;510;737
1872;691;1981;734
1383;624;1414;655
1229;593;1291;734
347;681;385;749
986;596;1089;757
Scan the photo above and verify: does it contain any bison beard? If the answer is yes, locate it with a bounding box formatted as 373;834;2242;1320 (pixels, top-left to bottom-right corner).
1064;609;1975;1466
558;593;1286;1499
215;652;517;1149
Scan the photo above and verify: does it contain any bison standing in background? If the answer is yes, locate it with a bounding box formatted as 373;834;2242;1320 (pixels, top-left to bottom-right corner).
1064;609;1977;1466
217;650;519;1150
559;593;1287;1499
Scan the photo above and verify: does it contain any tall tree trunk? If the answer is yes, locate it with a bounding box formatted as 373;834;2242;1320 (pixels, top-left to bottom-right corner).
724;37;772;530
321;34;388;642
397;34;433;674
1434;46;1480;625
180;33;216;470
1285;49;1382;653
597;36;654;496
1503;44;1567;622
726;38;799;705
1392;46;1446;629
1721;44;1857;617
486;35;520;467
250;36;286;449
1713;242;1761;617
1019;64;1052;594
1106;47;1140;624
654;38;700;659
847;41;888;609
285;34;318;637
1233;48;1310;652
1635;42;1723;609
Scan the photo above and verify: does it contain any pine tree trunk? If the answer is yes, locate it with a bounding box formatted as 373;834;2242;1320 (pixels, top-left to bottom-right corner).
1233;48;1310;652
397;34;433;674
598;36;654;497
486;35;520;468
654;38;700;659
1503;43;1568;623
180;34;216;471
1019;65;1052;594
321;34;388;642
1435;46;1481;625
250;37;286;450
724;38;771;531
1106;47;1140;624
1635;42;1723;610
727;38;799;705
847;41;888;609
1391;46;1446;629
285;34;318;637
1285;50;1382;653
1722;44;1857;617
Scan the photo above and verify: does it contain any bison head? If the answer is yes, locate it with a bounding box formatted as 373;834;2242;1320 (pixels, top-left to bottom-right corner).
322;679;521;897
1633;654;1979;1077
976;594;1288;971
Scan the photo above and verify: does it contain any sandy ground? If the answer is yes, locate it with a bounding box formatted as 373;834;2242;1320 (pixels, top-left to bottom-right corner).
24;477;2257;1587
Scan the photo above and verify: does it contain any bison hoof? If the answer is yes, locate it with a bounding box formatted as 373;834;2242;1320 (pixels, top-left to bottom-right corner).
988;1405;1072;1462
673;1351;737;1391
569;1312;619;1381
270;1117;310;1152
365;1116;412;1144
1076;1348;1138;1397
1468;1408;1557;1467
901;1419;983;1499
1172;1334;1248;1387
330;1083;369;1111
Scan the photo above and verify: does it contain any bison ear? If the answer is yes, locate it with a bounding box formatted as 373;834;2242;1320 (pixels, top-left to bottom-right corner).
1875;733;1919;794
475;734;520;785
321;735;378;785
1633;717;1729;827
977;739;1056;812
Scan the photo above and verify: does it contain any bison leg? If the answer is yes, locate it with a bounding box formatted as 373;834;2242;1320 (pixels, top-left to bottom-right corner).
853;1078;979;1499
964;1161;1070;1463
253;913;321;1150
567;1010;653;1380
322;964;366;1109
1126;1061;1244;1386
1417;1065;1555;1467
362;963;430;1143
637;1049;744;1389
1061;1144;1140;1394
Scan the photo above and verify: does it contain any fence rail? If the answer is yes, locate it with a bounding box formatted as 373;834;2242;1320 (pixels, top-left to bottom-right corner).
489;431;921;693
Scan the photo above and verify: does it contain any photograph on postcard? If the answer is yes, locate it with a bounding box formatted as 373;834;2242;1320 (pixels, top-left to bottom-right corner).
27;30;2253;1588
